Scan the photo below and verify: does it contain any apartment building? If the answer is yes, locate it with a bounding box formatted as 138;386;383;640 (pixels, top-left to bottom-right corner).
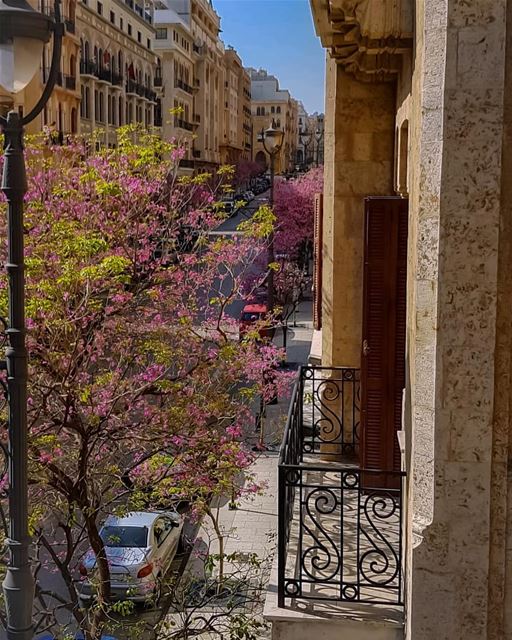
265;1;512;639
153;1;195;170
77;0;159;147
296;103;324;169
249;68;298;174
220;47;252;165
0;0;81;139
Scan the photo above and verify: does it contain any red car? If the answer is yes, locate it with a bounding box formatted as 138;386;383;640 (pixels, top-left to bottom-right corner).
239;303;275;341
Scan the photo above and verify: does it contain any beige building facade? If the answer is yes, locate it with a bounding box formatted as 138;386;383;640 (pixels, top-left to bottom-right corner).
220;48;252;165
153;2;196;169
249;68;298;174
77;0;159;147
154;0;252;172
266;1;512;640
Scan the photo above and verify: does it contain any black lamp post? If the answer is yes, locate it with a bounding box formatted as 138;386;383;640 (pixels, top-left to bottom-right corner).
299;127;312;170
315;127;324;166
0;2;63;639
260;119;284;311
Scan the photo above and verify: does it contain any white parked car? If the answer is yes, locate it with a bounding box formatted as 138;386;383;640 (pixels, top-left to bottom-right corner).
79;510;184;604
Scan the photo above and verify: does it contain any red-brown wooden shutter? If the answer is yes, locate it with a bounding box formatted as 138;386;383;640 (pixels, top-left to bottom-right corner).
360;197;408;484
313;193;323;331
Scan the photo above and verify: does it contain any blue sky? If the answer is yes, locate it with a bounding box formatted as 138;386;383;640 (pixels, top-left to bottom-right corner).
213;0;326;114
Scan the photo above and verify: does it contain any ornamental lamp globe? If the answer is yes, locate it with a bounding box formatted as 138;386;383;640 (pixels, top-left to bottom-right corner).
264;120;284;154
0;0;53;94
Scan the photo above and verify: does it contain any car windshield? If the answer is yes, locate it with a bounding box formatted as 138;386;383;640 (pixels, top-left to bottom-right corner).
241;312;263;322
100;525;148;548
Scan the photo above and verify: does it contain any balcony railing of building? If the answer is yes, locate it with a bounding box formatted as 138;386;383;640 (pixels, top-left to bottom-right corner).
278;365;405;609
64;75;76;90
175;78;194;95
192;149;201;158
80;59;97;76
175;119;194;132
179;159;195;169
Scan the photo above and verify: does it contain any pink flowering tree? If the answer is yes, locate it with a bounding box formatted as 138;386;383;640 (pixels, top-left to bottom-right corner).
234;160;263;191
273;167;323;262
0;127;290;639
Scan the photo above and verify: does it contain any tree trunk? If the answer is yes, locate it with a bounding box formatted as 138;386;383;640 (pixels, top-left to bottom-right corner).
84;514;111;640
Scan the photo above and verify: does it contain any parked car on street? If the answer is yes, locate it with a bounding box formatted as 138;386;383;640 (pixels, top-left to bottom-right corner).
79;510;184;605
239;303;275;341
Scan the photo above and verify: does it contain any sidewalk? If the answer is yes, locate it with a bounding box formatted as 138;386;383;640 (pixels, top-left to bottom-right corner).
183;297;313;577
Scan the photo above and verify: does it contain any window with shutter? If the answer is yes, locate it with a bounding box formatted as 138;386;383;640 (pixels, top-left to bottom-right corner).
313;193;323;331
360;197;408;487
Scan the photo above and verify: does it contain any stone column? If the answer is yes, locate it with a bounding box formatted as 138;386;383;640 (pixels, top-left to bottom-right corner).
407;0;512;638
90;79;96;130
321;60;395;368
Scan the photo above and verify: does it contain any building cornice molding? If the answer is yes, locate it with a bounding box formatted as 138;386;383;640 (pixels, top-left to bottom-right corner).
310;0;413;81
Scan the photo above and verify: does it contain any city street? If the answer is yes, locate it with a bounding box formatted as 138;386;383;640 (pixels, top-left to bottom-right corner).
25;189;273;640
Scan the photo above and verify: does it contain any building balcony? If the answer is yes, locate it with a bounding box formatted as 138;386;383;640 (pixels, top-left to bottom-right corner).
65;18;75;33
175;78;194;95
126;80;147;97
80;59;97;77
154;76;163;87
270;365;405;637
179;158;195;169
192;149;201;158
174;118;194;132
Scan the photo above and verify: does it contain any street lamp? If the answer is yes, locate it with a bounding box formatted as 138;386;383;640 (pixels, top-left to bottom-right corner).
0;2;63;639
260;118;284;311
315;127;324;166
299;127;312;169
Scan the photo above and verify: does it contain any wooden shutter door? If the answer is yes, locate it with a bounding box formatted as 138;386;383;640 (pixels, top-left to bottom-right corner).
360;197;408;485
313;193;323;331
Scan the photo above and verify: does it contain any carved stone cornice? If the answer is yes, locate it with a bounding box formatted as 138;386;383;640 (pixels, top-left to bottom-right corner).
310;0;413;81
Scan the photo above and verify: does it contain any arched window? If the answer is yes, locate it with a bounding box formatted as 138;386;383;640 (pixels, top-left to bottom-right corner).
85;86;90;119
276;119;281;128
276;106;281;114
119;96;123;126
71;108;77;134
118;51;123;76
261;106;265;116
99;92;104;122
70;54;76;77
271;106;275;114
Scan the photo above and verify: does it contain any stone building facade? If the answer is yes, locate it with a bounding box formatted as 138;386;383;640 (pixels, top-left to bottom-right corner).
249;68;298;174
153;1;196;169
302;0;512;638
77;0;159;147
220;48;252;165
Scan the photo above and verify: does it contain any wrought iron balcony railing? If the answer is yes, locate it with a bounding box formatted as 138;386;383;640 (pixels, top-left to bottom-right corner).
277;366;406;609
174;118;194;132
175;78;194;94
